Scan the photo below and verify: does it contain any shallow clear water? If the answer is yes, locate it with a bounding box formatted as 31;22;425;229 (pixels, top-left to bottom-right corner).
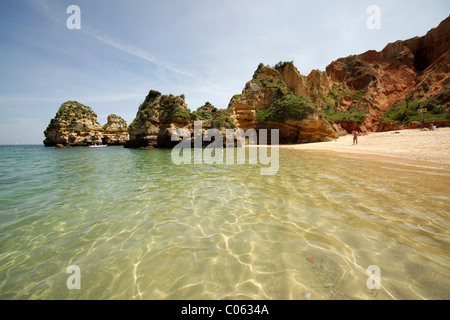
0;145;449;299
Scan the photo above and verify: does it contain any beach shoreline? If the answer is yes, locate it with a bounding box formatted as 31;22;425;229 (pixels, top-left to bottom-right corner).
278;128;450;166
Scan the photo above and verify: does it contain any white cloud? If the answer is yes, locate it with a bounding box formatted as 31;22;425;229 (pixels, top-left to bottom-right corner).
86;29;199;80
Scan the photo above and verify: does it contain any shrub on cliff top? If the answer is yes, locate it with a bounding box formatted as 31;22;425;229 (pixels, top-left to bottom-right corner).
147;90;161;100
273;61;292;70
58;101;96;118
253;63;265;79
193;102;218;120
192;103;234;129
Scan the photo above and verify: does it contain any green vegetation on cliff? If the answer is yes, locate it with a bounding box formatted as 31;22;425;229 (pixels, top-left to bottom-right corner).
160;96;191;122
258;78;289;96
128;91;192;131
193;102;217;120
381;98;450;123
256;94;317;123
193;102;234;129
211;109;234;129
316;84;369;124
322;105;367;124
56;101;96;119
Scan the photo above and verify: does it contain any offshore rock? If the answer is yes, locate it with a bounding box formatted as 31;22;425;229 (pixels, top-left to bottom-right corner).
125;90;192;148
43;101;130;147
102;114;129;145
44;101;104;147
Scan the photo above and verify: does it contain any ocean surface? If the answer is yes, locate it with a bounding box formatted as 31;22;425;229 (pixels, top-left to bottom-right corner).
0;145;449;300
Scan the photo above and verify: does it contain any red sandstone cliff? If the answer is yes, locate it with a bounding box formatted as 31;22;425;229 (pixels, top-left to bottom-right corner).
229;15;449;136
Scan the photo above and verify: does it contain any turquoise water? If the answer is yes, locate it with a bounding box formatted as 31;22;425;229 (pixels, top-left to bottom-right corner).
0;145;449;299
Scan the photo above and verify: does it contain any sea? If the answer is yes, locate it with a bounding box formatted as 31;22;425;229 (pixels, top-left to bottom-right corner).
0;145;449;299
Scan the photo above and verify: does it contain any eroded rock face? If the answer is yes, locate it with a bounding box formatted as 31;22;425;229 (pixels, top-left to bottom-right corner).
125;90;192;148
44;101;129;147
102;114;129;145
229;64;338;144
276;62;333;105
323;15;450;131
44;17;449;148
44;101;104;147
229;64;285;131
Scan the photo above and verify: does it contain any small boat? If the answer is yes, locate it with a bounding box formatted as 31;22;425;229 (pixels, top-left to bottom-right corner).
89;144;108;148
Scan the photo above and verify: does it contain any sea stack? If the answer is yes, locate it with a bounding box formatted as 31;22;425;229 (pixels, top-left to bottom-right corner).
102;114;130;145
43;101;129;147
124;90;192;149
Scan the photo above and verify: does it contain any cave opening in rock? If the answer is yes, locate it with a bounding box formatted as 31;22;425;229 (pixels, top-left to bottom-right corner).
413;48;430;71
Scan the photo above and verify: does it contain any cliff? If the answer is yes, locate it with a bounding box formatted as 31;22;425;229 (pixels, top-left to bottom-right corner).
124;90;192;148
102;114;130;145
124;90;238;148
45;16;450;147
228;64;338;144
229;15;449;134
43;101;129;147
324;15;450;132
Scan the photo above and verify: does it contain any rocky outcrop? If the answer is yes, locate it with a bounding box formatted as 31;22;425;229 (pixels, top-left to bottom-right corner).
44;101;104;147
229;64;284;131
276;62;333;105
323;15;450;131
124;91;238;148
244;16;449;135
124;90;192;148
45;17;449;148
229;64;338;144
102;114;129;145
43;101;129;147
229;12;449;138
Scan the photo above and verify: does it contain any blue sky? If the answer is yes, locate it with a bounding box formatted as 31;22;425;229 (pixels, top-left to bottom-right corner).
0;0;449;144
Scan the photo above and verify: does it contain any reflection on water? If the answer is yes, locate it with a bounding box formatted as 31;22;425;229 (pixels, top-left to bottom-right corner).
0;146;448;299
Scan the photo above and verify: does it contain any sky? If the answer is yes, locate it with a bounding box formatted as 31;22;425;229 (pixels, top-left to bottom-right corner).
0;0;449;144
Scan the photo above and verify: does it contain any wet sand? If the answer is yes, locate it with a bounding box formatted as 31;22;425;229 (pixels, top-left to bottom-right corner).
280;128;450;165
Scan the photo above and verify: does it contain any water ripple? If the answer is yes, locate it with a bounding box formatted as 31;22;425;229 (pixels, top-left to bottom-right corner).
0;146;448;299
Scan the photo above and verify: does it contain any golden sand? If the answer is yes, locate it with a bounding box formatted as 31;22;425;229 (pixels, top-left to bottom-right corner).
280;128;450;165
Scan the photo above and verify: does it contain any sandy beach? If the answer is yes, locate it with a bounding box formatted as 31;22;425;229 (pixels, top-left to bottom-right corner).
280;128;450;165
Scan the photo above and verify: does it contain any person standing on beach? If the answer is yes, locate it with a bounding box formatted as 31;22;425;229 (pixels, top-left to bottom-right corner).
352;130;358;145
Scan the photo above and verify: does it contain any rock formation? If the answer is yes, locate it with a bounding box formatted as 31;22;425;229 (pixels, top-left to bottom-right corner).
44;16;450;148
102;114;129;145
228;63;338;144
229;15;449;134
124;90;238;148
324;15;450;132
124;90;192;148
43;101;129;147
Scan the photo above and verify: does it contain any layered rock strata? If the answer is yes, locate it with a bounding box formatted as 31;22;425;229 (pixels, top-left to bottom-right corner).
43;101;129;147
